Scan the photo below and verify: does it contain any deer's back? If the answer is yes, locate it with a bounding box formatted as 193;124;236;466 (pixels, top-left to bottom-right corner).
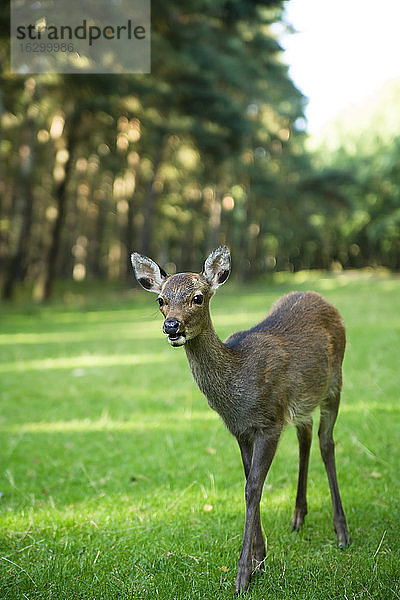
223;291;346;433
226;291;345;356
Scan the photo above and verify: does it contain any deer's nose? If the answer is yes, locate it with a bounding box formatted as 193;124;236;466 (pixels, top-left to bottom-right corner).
163;318;181;335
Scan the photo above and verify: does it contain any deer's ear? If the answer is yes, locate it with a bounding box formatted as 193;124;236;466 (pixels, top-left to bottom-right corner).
203;246;231;292
131;253;168;293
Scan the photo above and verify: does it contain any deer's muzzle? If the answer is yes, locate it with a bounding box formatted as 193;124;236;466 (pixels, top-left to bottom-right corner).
163;318;186;347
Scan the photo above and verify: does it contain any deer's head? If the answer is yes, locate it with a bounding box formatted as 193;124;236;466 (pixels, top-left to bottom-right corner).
131;247;230;347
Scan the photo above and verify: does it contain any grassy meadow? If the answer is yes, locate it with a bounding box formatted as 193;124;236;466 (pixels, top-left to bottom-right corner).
1;273;400;599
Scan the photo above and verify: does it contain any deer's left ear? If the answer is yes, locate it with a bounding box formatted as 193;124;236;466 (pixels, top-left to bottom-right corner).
203;246;231;292
131;252;168;293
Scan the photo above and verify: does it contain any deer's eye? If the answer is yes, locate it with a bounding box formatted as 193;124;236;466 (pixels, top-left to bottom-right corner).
157;297;164;308
193;294;203;305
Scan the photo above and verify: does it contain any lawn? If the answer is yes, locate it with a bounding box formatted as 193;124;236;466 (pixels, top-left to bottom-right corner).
1;273;400;599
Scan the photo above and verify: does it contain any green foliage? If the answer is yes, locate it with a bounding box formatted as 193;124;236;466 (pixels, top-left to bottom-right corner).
310;79;400;158
307;78;400;270
1;275;400;598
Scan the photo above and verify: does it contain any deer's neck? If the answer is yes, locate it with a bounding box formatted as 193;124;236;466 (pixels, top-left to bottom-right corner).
185;322;237;408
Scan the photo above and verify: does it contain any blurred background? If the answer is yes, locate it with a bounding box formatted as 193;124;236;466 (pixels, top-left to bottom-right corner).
1;0;400;302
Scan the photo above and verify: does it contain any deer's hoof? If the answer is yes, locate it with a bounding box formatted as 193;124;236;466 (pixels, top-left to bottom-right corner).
235;563;252;595
335;518;351;549
338;531;352;549
291;506;307;531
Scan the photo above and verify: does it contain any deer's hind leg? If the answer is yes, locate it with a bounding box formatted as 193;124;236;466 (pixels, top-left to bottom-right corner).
292;418;313;531
319;391;351;548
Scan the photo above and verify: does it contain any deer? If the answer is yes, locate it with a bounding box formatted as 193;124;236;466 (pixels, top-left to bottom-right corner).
131;246;351;593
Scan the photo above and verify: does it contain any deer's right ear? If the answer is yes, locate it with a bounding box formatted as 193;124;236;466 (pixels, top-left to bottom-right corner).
130;253;168;293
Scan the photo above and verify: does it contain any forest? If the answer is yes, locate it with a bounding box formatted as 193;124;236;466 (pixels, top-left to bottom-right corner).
1;0;400;301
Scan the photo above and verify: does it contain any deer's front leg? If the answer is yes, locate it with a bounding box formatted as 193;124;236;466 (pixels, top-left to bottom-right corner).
238;439;266;567
236;426;281;594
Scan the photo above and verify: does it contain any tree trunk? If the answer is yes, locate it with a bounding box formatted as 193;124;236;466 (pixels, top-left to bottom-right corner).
140;140;164;256
208;190;221;251
2;187;34;300
43;112;79;301
2;97;36;301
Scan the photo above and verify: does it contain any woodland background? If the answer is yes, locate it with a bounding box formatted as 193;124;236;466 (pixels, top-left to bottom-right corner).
1;0;400;302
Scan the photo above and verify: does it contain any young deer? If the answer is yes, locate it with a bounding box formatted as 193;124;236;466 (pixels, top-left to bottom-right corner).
131;246;351;593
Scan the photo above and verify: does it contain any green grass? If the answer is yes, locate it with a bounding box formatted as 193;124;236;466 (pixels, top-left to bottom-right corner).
1;273;400;599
